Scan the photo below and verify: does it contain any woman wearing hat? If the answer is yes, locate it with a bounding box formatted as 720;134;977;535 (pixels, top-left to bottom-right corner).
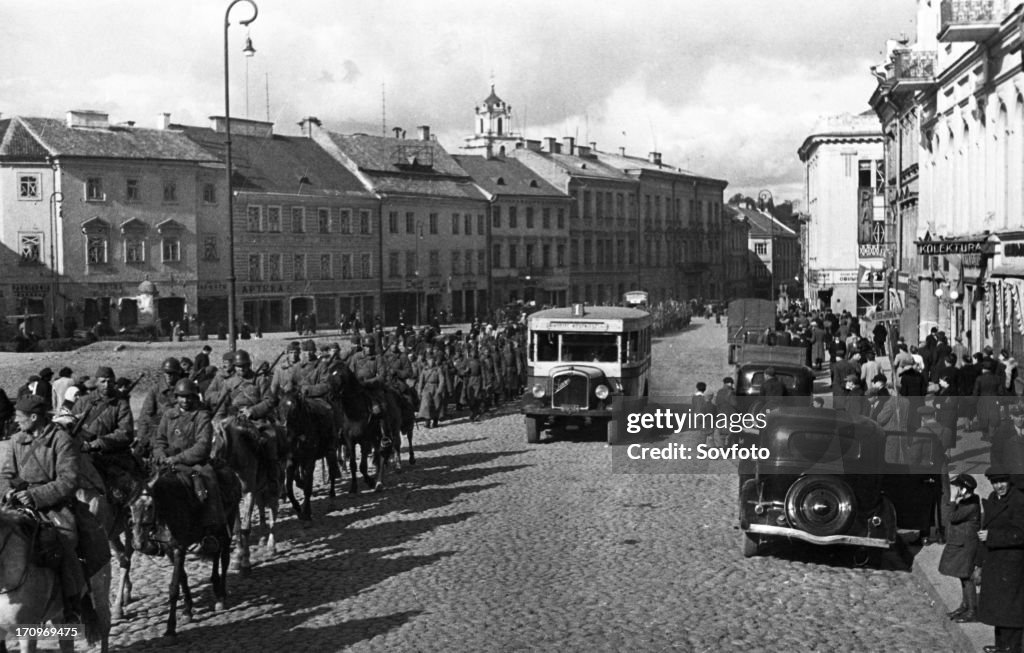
940;473;981;623
978;466;1024;653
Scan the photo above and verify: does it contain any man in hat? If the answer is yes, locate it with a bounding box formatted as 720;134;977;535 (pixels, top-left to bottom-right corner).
215;350;280;494
0;395;101;622
136;357;185;458
978;465;1024;653
975;359;1007;442
759;366;787;400
268;341;303;398
994;404;1024;488
36;367;54;411
203;351;236;410
71;366;138;507
940;473;981;623
841;373;867;418
194;345;212;374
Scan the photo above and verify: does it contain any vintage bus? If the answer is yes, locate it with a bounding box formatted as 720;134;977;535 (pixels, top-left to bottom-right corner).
521;304;652;443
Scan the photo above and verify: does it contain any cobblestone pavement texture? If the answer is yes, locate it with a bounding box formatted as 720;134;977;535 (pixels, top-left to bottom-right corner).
8;321;964;652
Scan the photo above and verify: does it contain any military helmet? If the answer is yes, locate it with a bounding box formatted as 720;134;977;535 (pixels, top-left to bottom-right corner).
162;357;184;374
362;336;376;349
302;339;316;352
288;340;302;352
351;334;361;346
233;350;252;366
173;378;199;397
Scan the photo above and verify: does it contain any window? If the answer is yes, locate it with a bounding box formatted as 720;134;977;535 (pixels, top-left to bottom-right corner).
493;206;502;228
526;244;535;267
429;250;440;275
583;240;592;266
405;212;415;234
465;214;472;235
294;254;306;280
542;208;551;229
161;237;181;262
322;253;334;279
248;254;262;280
492;243;502;268
202;235;219;261
452;213;460;235
451;250;461;275
557;208;565;229
247;205;263;232
85;177;105;201
18;174;41;200
755;242;767;255
162;180;177;203
266;206;281;232
267;253;281;280
202;183;216;204
477;214;484;235
125;178;141;202
477;250;485;275
509;206;518;228
629;240;636;265
19;233;42;264
571;240;579;266
526;207;535;229
429;213;438;234
405;251;416;277
389;252;400;277
509;244;518;268
125;237;145;263
360;253;371;278
340;253;351;279
617;240;625;265
543;244;551;268
389;211;399;234
464;249;473;275
557;244;565;267
318;208;331;233
292;207;305;233
339;209;352;234
359;210;371;235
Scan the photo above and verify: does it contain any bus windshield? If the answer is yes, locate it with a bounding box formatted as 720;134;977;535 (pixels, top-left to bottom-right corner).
535;332;619;363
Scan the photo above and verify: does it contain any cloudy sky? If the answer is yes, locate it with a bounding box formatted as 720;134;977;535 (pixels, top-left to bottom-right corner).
1;0;916;203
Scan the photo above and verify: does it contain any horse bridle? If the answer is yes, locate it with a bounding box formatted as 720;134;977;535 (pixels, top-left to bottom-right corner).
0;505;45;594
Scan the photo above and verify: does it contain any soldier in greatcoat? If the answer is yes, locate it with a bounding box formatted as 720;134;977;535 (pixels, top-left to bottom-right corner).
417;353;447;428
215;350;279;494
72;366;138;508
978;466;1024;653
136;357;184;458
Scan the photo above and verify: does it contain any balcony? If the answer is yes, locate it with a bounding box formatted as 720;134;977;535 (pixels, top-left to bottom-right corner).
891;50;937;94
939;0;1007;42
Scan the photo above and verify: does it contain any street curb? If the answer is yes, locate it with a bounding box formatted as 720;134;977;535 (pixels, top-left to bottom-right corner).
909;551;979;653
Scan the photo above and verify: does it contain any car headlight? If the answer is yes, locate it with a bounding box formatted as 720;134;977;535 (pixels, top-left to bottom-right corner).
595;384;610;399
532;384;546;399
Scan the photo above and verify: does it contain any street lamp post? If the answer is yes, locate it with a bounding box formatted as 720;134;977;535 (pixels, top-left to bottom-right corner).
49;190;63;334
224;0;258;353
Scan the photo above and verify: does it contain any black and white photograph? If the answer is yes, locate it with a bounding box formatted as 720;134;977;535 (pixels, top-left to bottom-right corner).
0;0;1022;651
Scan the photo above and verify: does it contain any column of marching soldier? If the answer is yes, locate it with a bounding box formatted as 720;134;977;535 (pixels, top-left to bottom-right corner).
0;321;529;631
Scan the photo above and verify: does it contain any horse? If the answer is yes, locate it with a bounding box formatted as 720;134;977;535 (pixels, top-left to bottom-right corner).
0;507;110;653
131;466;241;639
276;392;340;523
325;362;388;494
219;417;281;573
378;384;417;471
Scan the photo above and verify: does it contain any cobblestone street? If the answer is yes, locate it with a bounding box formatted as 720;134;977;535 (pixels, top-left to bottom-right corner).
33;320;959;652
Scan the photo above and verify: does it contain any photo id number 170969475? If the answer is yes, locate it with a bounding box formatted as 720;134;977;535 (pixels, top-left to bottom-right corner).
5;624;82;640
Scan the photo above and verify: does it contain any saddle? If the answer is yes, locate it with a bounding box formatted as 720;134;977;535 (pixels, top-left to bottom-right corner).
6;509;63;570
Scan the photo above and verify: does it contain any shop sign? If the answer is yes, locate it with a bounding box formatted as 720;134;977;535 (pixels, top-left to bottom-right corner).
859;244;894;258
915;239;984;256
198;281;227;293
240;283;286;295
13;283;49;297
872;309;902;322
993;239;1024;276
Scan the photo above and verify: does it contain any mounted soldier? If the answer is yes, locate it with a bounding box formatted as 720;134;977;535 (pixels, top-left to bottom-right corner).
215;350;280;495
203;350;236;409
151;379;226;556
0;395;108;624
72;366;140;510
136;357;185;458
382;338;417;412
268;341;303;397
350;335;388;414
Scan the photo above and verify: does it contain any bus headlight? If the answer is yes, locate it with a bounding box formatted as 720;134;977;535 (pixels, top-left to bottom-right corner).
532;384;546;399
594;384;610;399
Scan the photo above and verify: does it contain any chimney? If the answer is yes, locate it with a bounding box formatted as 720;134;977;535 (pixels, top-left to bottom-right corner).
590;141;597;151
418;125;431;141
576;145;591;157
619;147;626;156
485;139;494;160
156;112;171;130
563;136;575;155
524;139;541;152
392;126;403;138
66;110;109;129
648;151;662;166
544;137;558;153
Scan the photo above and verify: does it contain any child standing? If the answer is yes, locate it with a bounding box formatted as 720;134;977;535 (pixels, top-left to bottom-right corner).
940;473;981;623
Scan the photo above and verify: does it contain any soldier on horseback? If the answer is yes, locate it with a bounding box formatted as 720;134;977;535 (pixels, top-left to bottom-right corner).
350;335;388;414
383;338;418;413
268;341;303;396
151;379;226;556
203;350;236;409
0;395;107;623
215;350;280;496
136;357;185;458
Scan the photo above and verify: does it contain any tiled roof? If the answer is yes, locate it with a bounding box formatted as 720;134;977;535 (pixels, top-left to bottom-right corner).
514;149;633;183
317;131;487;201
16;117;218;162
725;204;797;238
593;149;728;186
0;118;50;160
179;126;372;197
452;155;567;198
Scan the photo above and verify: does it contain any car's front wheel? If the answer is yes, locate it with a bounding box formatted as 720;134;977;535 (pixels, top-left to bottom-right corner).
784;475;856;537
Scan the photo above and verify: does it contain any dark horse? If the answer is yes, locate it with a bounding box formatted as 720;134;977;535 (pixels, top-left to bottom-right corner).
221;417;281;572
277;392;340;523
131;467;241;638
325;362;394;494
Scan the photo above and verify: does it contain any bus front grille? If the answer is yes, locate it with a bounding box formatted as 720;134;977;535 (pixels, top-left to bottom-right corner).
551;373;589;409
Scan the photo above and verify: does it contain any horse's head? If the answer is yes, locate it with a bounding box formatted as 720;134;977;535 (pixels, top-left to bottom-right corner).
131;475;174;556
326;361;356;396
277;391;302;426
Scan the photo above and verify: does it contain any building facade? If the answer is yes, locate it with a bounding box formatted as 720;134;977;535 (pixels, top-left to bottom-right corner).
797;113;887;314
726;202;802;304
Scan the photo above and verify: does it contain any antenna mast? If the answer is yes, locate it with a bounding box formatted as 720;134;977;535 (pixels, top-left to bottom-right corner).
381;83;386;137
265;73;270;122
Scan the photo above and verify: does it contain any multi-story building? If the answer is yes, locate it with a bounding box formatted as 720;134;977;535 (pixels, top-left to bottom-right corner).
871;0;1024;350
0;110;219;335
726;201;801;303
797;113;887;314
725;209;752;300
314;126;490;323
453;154;572;307
180;117;379;332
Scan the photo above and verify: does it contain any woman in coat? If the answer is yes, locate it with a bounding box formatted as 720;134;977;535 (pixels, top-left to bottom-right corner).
940;473;981;622
978;466;1024;653
810;323;826;370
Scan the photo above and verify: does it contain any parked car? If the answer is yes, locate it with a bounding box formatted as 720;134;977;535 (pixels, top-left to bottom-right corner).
734;362;815;401
738;407;943;561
